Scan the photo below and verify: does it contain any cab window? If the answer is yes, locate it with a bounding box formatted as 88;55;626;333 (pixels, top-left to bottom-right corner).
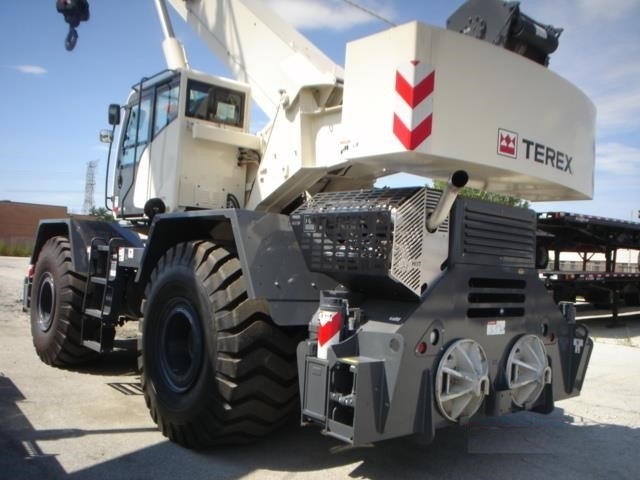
153;80;180;135
185;79;245;128
119;94;152;167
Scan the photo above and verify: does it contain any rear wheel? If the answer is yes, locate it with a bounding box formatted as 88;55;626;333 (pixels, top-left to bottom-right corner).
139;240;302;447
623;285;640;306
30;236;96;366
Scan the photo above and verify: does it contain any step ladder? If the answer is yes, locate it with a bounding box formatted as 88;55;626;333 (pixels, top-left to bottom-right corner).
80;237;125;353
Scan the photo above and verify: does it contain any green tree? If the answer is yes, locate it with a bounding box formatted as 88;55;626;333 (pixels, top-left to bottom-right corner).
89;206;115;222
432;180;529;208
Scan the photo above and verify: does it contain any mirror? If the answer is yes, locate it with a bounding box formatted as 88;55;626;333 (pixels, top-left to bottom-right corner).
99;129;113;144
108;104;121;126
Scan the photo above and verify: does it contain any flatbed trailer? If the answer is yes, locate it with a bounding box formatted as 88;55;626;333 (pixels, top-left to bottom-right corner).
536;212;640;317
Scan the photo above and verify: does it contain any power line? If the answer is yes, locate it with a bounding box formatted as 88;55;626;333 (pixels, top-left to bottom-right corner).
340;0;396;27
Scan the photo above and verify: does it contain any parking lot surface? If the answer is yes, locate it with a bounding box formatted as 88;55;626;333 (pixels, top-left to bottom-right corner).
1;256;639;479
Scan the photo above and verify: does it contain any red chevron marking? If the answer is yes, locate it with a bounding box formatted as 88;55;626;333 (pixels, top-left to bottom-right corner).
395;70;435;108
393;113;433;150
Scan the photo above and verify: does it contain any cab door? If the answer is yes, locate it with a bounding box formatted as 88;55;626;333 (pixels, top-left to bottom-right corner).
114;92;152;218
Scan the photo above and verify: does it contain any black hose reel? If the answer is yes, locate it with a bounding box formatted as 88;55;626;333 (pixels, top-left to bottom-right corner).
56;0;90;51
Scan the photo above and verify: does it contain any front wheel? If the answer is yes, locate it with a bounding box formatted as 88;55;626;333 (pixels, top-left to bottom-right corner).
140;240;302;447
30;236;96;366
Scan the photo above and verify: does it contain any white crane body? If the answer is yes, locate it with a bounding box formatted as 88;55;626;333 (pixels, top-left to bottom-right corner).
115;0;594;218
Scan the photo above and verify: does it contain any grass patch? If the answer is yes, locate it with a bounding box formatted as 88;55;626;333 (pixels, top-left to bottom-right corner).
0;240;33;257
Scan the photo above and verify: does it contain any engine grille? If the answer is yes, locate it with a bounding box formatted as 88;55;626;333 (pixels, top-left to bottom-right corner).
450;199;536;268
290;187;445;298
290;188;418;275
467;277;526;318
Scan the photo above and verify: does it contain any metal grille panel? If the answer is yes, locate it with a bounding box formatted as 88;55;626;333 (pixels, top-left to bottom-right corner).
467;277;526;318
390;189;446;295
451;199;536;268
290;188;419;276
290;187;447;298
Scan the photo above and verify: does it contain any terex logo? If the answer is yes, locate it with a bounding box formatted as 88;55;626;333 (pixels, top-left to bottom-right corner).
497;128;518;158
497;129;575;175
522;139;573;174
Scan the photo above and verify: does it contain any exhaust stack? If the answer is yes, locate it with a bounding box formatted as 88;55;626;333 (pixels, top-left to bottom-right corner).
426;170;469;232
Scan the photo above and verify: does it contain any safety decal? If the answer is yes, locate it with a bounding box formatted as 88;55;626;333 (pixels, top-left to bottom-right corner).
393;60;435;150
317;310;344;359
487;320;506;336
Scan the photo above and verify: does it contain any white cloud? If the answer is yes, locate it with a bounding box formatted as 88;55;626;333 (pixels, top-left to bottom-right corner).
528;0;640;25
593;87;640;134
577;0;640;20
265;0;395;30
596;142;640;176
9;64;47;75
525;1;640;138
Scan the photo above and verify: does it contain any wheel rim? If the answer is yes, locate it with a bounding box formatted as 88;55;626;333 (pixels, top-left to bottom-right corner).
506;334;551;407
158;299;205;394
36;273;55;332
435;338;490;422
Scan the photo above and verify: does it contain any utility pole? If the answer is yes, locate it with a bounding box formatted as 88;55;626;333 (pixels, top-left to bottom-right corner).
83;160;98;214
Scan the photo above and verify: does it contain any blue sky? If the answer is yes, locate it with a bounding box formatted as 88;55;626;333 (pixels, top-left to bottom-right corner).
0;0;638;220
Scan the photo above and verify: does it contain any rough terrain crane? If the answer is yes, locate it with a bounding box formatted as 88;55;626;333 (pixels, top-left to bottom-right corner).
24;0;593;447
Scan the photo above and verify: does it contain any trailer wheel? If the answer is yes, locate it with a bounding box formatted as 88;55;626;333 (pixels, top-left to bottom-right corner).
140;241;302;447
30;236;95;366
623;285;640;306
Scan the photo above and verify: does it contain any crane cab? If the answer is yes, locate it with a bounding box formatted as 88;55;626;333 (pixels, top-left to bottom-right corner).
107;69;260;221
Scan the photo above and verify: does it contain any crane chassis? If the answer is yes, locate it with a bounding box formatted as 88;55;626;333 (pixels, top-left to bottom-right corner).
24;0;595;447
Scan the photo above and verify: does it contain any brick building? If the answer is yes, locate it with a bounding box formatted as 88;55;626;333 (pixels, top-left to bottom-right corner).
0;201;68;247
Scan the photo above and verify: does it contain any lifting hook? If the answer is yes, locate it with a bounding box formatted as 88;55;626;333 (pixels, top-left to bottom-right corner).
56;0;90;51
65;26;79;51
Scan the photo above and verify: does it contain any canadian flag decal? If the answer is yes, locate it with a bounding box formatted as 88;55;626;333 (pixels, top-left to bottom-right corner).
393;60;435;150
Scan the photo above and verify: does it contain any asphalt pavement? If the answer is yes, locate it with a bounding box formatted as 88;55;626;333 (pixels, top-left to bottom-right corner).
1;256;639;479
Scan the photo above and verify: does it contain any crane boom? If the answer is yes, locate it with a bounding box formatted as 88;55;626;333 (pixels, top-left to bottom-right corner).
165;0;345;116
155;0;189;69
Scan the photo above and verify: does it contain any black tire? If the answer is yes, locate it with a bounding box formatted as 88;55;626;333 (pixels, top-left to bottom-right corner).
535;245;549;270
139;240;302;447
623;289;640;307
30;236;96;366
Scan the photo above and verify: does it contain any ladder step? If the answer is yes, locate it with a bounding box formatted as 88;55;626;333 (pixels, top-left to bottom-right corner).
85;308;103;319
90;276;107;285
82;340;103;352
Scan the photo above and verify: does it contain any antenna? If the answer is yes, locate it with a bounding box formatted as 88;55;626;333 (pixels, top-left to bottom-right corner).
83;159;98;214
